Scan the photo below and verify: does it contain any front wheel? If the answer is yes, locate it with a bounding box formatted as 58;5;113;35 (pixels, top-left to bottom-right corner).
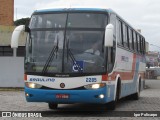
106;81;120;110
106;101;116;110
48;103;58;109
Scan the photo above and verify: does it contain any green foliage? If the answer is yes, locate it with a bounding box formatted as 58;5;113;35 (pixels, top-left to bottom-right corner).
14;18;30;26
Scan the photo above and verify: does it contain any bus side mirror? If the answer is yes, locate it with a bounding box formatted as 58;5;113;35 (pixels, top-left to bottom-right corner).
104;24;114;47
11;25;25;48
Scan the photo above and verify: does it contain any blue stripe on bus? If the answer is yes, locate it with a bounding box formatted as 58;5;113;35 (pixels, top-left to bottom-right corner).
120;55;140;98
25;85;115;104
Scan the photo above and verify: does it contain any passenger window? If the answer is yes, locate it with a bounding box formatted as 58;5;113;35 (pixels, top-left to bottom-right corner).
137;35;140;52
122;24;128;48
116;19;123;45
126;26;130;48
128;28;133;50
141;38;145;54
143;39;146;54
133;32;137;52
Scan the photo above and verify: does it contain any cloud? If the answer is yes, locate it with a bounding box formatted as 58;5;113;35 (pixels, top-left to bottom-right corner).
14;0;160;51
34;0;111;9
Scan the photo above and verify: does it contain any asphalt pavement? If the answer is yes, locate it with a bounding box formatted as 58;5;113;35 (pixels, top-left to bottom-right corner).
0;79;160;120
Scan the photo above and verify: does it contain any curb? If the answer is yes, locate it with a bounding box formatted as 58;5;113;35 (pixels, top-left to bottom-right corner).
0;87;24;91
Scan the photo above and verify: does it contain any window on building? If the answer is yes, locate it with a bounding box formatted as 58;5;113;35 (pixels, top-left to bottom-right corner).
0;46;13;56
16;46;25;57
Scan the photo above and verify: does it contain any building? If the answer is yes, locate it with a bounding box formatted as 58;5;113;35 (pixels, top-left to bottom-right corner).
146;51;160;67
0;0;26;87
0;25;26;87
0;0;14;25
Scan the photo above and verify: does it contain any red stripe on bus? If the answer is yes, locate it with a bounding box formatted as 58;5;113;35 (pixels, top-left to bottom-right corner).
102;73;108;81
24;74;27;81
102;54;138;81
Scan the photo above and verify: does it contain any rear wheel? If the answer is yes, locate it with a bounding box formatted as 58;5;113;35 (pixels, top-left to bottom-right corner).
48;103;58;109
129;80;141;100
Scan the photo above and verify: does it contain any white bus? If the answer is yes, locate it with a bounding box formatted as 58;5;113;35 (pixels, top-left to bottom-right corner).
11;7;146;110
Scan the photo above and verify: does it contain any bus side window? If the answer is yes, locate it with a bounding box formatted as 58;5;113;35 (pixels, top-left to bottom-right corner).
133;32;137;52
136;34;139;52
144;38;146;54
141;37;144;54
107;47;114;73
137;35;140;53
116;19;123;45
131;30;134;50
122;23;128;48
120;20;123;46
126;26;130;48
139;37;142;54
129;28;133;50
108;14;116;73
143;38;145;54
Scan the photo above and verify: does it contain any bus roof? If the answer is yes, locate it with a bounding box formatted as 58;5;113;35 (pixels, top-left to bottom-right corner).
34;7;144;37
35;7;113;13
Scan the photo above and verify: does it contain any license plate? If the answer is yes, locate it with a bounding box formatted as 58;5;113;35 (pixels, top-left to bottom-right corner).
56;94;69;99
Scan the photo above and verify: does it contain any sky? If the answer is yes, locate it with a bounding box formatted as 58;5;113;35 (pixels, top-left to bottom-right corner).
14;0;160;51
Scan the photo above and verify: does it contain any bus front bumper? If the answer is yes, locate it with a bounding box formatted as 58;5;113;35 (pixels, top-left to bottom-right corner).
25;86;108;104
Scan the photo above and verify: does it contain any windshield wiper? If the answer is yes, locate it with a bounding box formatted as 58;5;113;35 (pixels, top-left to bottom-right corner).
42;39;59;74
66;38;83;72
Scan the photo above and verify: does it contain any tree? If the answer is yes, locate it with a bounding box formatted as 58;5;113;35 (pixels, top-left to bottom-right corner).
14;18;30;26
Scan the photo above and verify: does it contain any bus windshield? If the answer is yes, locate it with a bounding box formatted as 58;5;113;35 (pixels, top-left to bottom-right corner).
25;12;108;76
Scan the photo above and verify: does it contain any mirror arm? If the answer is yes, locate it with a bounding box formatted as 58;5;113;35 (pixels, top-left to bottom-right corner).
25;26;30;32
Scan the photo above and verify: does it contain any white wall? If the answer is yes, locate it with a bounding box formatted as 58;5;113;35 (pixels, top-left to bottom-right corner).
0;49;24;87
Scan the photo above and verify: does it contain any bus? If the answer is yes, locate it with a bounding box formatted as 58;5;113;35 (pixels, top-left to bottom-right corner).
11;7;147;110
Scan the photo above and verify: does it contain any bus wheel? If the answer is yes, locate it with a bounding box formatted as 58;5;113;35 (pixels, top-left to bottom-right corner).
130;80;141;100
106;80;120;110
106;101;116;110
48;103;58;109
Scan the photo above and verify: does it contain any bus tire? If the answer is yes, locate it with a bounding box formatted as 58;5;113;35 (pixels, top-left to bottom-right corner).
130;79;141;100
48;103;58;109
106;101;116;110
106;79;120;110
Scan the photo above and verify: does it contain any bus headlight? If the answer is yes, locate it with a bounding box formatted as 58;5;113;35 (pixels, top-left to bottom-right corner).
25;82;42;89
84;83;106;90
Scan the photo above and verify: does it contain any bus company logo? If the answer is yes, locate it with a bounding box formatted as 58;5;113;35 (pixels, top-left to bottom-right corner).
60;83;65;88
2;112;11;117
29;78;55;82
1;112;42;118
121;56;129;62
